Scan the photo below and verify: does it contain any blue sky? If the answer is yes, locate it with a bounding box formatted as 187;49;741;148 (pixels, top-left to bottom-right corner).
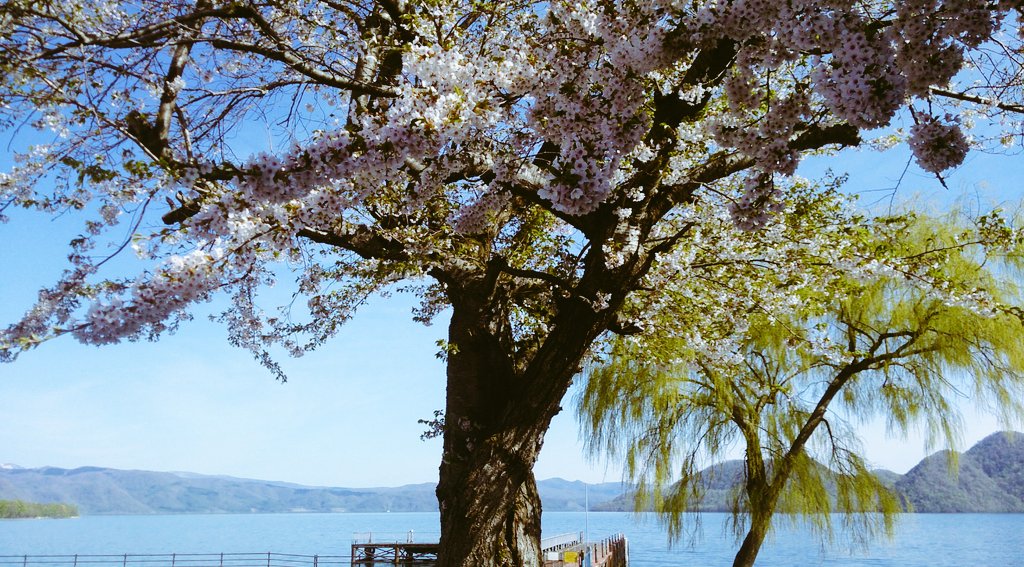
1;123;1022;488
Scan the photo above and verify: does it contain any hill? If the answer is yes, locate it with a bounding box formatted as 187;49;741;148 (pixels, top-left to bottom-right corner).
596;432;1024;513
532;477;625;511
593;460;746;512
895;431;1024;512
0;466;622;515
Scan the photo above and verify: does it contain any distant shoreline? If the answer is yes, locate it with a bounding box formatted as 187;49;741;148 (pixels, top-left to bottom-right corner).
0;500;79;519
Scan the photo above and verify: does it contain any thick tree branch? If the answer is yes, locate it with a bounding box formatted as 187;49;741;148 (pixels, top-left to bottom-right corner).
493;259;573;291
149;1;208;160
790;123;861;152
296;226;409;261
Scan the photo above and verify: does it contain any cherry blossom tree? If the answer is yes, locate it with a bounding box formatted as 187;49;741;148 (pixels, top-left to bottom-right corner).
1;1;1023;565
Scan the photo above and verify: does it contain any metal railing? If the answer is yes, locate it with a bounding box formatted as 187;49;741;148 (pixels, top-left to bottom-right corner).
0;554;349;567
539;532;582;552
350;532;439;545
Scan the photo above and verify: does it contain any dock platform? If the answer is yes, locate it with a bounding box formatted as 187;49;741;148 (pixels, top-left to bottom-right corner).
350;542;439;564
350;532;626;566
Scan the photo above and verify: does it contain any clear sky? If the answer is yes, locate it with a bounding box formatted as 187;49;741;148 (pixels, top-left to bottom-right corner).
1;121;1022;488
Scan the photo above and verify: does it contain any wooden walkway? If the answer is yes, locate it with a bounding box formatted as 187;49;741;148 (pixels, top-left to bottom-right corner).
350;532;627;566
540;533;627;567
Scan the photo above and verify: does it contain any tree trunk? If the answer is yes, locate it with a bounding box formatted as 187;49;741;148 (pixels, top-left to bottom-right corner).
434;298;570;567
436;425;546;567
732;512;771;567
431;236;626;566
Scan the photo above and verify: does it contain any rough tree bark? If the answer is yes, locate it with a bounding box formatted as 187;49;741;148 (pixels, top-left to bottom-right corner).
435;289;553;567
433;262;617;567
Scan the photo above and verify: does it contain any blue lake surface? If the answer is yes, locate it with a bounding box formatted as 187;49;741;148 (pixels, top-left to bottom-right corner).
1;512;1023;566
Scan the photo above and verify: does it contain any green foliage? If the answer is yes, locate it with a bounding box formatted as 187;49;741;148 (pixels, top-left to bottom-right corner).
579;197;1024;562
0;499;78;519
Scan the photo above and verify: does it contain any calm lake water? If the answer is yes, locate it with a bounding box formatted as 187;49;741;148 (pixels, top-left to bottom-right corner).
1;512;1022;566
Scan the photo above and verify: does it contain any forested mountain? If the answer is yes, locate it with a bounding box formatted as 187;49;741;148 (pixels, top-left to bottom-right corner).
596;432;1024;513
0;465;622;515
895;431;1024;512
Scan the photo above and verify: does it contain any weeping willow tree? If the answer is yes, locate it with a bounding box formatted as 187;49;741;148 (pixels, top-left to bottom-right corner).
579;197;1024;567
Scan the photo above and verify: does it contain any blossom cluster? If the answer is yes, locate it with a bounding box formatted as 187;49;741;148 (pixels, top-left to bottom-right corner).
727;173;787;231
692;0;1012;180
811;28;907;129
73;247;229;345
529;0;666;215
908;114;970;174
894;0;997;96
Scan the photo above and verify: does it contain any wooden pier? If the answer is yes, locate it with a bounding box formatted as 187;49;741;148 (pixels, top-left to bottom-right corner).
350;542;439;564
540;533;628;567
351;532;437;564
350;532;627;566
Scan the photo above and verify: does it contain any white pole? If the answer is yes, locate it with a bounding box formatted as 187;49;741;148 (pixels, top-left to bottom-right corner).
585;484;590;545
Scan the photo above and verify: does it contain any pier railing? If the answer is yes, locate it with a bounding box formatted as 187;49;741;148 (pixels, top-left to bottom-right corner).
539;533;582;552
0;554;349;567
350;532;439;545
583;534;627;567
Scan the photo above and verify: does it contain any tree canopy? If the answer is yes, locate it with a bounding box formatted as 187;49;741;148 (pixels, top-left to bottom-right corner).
2;1;1023;565
0;499;79;519
580;202;1024;567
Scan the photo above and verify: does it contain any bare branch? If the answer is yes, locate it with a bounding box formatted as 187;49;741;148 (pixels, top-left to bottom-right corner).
930;86;1024;114
205;38;398;96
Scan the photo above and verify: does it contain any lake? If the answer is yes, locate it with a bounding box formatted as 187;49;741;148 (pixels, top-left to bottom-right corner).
1;512;1022;566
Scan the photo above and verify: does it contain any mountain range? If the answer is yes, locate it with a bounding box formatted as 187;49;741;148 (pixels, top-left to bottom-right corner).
0;465;625;515
3;431;1021;515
